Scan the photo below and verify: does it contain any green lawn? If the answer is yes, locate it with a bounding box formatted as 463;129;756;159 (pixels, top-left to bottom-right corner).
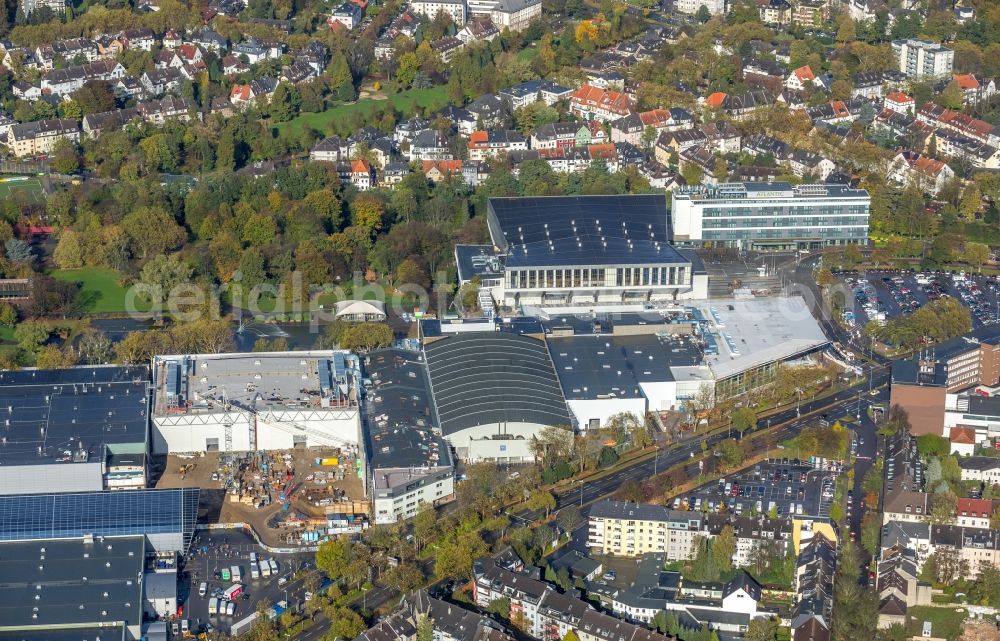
51;267;141;314
0;177;45;205
906;606;967;641
276;86;450;137
516;45;538;62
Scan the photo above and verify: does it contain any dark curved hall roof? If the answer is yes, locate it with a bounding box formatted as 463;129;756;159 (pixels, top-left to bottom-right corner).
424;333;571;434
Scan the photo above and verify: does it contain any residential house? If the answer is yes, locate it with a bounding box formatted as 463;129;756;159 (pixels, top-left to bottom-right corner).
408;129;453;161
610;108;692;145
229;77;278;109
8;118;79;157
680;146;726;184
499;79;573;109
141;68;183;95
792;0;829;27
531;122;586;150
232;37;271;63
884;91;915;115
337;159;375;190
785;66;817;91
82;107;138;138
700;120;742;155
743;133;790;160
114;76;146;100
466;94;508;129
422;159;464;183
467;130;528;160
959;457;1000;484
951;74;997;106
785;151;835;180
95;34;127;59
409;0;466;23
41;59;125;96
434;106;478;136
189;26;227;52
887;150;955;196
12;81;42;101
758;0;792;24
654;128;707;164
35;38;98;70
162;30;182;48
705;90;776;121
326;2;365;31
570;84;634;122
457;16;500;44
473;552;674;641
950;425;977;457
639;161;682;190
380;162;411;188
917;102;1000;147
310;136;346;163
807;98;866;125
851;71;885;99
587;500;704;560
221;55;250;77
430;36;464;63
394;117;430;144
792;533;835;641
876;547;930;629
137;95;198;125
954;498;992;529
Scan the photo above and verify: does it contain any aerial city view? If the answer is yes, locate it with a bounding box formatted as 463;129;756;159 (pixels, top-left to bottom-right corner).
0;0;999;638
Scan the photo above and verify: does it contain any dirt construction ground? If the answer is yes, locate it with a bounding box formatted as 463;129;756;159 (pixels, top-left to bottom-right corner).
154;448;365;548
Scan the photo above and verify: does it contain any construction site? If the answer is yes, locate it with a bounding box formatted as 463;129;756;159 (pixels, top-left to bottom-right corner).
149;351;370;547
154;447;368;548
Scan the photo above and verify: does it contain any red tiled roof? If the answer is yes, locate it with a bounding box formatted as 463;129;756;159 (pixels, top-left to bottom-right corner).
954;74;979;90
422;159;462;174
950;425;977;444
639;109;672;127
706;92;727;109
956;497;992;517
468;130;488;144
230;84;250;101
885;91;913;104
570;84;633;115
793;65;815;81
350;159;370;173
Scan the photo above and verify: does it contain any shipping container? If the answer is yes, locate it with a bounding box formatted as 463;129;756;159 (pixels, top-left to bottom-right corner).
320;457;338;466
229;613;258;637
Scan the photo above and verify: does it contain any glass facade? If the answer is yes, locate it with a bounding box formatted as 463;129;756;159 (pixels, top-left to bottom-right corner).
506;265;689;290
0;488;200;548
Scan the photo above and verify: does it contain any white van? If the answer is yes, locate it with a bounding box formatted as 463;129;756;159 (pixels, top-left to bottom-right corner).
250;552;258;564
199;582;207;597
181;620;190;636
208;597;219;615
226;600;236;616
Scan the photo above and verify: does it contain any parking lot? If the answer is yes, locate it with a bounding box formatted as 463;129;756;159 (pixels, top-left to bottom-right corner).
840;271;1000;335
673;459;840;519
177;529;316;636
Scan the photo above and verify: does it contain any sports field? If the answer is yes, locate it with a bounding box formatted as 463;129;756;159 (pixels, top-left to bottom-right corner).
0;177;45;205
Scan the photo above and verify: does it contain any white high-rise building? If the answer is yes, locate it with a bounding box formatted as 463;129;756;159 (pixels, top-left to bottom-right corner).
891;39;954;78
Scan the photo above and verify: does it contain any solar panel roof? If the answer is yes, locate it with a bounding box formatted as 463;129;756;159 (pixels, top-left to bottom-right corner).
0;365;149;467
0;488;199;546
423;333;571;434
487;195;686;268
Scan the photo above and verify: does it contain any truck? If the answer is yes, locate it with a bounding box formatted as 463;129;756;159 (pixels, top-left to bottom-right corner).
268;559;278;576
250;552;258;564
259;560;271;578
250;563;260;580
231;566;242;582
208;597;220;616
223;584;244;601
220;568;231;582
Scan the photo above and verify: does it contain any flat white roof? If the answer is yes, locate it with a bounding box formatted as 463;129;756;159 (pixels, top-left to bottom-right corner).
691;297;829;380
